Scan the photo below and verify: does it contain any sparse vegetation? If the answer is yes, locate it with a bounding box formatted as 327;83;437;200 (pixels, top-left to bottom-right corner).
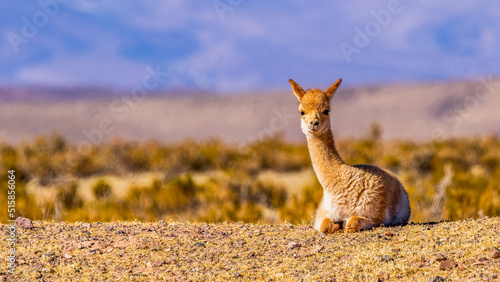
0;130;499;224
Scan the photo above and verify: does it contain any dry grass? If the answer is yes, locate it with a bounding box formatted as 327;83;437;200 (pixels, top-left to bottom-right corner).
2;133;500;224
2;217;499;281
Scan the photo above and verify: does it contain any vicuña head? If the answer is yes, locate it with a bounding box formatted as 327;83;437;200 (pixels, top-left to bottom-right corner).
288;78;410;234
289;78;342;137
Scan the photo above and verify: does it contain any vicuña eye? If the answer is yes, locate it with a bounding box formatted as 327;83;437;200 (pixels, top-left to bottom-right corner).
300;111;305;116
323;110;330;115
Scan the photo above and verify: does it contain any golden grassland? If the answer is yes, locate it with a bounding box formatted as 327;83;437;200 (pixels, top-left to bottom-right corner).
1;126;500;224
1;218;499;281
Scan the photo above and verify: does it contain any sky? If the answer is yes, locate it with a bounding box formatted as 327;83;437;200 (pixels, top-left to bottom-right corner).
1;0;500;93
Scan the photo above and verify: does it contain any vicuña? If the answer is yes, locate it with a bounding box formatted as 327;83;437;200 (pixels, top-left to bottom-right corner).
289;78;410;233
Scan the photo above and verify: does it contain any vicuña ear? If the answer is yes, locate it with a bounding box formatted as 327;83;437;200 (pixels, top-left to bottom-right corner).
325;78;342;100
289;79;306;101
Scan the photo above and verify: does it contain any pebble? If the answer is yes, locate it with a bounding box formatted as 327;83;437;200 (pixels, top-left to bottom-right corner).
81;223;91;228
16;217;34;229
287;242;301;249
439;259;455;270
489;246;500;258
428;276;445;282
313;245;324;253
381;255;393;262
377;271;389;280
42;268;55;273
429;254;446;265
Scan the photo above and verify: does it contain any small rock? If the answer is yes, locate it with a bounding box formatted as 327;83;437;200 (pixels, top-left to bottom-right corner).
287;242;301;249
381;255;393;262
377;271;389;280
113;240;130;248
313;245;324;253
439;259;455;270
16;217;34;229
194;242;205;248
274;273;284;278
457;263;466;271
81;223;91;228
234;272;240;277
428;276;445;282
63;254;73;259
158;220;165;225
42;268;55;273
392;248;401;253
106;225;115;231
477;257;489;262
429;254;446;265
320;232;326;238
473;258;488;266
79;241;94;248
384;232;394;237
153;260;166;267
489;246;500;258
416;262;427;268
147;260;167;267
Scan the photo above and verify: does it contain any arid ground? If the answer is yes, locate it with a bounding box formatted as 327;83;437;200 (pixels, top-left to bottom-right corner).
2;217;499;281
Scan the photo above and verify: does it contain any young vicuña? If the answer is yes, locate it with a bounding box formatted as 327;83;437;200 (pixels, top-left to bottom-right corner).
289;78;411;233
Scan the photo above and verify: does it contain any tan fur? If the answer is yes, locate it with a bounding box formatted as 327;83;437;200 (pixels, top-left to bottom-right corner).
289;78;411;234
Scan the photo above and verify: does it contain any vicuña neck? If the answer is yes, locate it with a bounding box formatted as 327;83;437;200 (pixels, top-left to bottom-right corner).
306;129;345;185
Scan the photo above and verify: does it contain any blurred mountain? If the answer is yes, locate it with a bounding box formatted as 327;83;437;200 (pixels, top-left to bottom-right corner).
0;86;210;103
0;78;499;144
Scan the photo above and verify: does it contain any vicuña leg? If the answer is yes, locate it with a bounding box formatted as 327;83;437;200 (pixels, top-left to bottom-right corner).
345;216;369;233
319;218;341;234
